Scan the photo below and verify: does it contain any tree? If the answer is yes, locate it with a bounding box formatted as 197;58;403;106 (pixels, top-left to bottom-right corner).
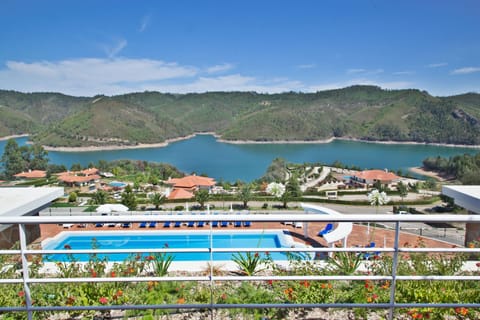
150;193;166;210
68;192;77;203
1;139;25;178
92;190;107;205
286;174;302;198
195;189;210;210
397;181;408;203
239;184;253;208
70;163;82;171
266;182;289;208
424;178;437;190
29;144;49;170
367;189;390;242
121;185;137;211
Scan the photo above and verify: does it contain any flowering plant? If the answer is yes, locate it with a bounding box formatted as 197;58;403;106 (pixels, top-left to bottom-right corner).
266;182;285;198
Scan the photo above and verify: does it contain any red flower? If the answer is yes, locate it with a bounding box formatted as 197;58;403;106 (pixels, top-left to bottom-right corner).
66;296;75;306
267;279;273;286
90;269;97;277
254;252;259;258
145;255;155;261
110;271;116;277
476;262;480;268
18;291;25;297
301;280;310;288
63;244;72;250
99;297;108;304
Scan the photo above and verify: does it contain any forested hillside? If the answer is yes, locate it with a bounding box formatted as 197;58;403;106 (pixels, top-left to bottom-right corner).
0;86;479;147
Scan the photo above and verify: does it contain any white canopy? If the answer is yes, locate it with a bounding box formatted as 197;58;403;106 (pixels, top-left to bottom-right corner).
96;204;129;213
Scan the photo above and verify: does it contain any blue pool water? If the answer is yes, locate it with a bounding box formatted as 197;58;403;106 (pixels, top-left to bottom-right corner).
109;181;127;188
43;230;301;262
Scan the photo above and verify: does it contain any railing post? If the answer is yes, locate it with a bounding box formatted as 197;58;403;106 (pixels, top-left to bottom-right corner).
19;224;33;320
388;221;401;320
209;213;214;320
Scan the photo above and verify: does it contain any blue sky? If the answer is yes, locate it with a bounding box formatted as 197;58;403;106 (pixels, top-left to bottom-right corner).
0;0;479;96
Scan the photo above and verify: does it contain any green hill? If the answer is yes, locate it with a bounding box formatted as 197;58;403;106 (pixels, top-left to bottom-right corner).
0;86;479;147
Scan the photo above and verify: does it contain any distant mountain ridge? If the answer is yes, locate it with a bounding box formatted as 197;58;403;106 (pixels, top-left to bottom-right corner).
0;86;479;147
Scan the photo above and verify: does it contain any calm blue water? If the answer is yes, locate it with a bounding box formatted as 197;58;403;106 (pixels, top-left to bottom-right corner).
1;135;478;181
43;231;291;262
109;181;127;188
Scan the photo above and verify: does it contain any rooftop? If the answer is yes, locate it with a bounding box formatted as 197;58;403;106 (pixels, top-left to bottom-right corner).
167;175;216;189
442;185;480;214
0;187;64;217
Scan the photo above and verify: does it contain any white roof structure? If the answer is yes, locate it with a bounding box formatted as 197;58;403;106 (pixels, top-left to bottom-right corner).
301;203;353;244
442;185;480;214
96;204;129;214
0;187;64;217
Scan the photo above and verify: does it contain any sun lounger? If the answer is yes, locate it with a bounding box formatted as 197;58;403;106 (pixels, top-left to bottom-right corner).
294;222;303;228
107;222;116;227
174;221;182;228
197;221;205;227
62;224;74;229
188;221;195;227
221;221;228;227
212;220;219;227
139;222;147;228
163;221;170;228
317;223;334;237
149;221;157;228
122;223;131;228
95;223;104;228
234;221;242;227
243;221;251;227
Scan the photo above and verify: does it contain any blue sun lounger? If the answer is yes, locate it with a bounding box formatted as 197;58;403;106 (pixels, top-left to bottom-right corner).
148;221;157;228
174;221;182;228
243;221;251;227
139;222;147;228
197;221;205;227
163;221;170;228
234;221;242;227
212;220;219;227
317;223;333;237
95;223;104;228
188;221;195;227
221;221;228;227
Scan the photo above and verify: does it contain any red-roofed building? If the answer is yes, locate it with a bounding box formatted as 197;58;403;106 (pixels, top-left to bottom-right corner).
166;175;216;192
82;168;99;176
14;170;47;179
350;170;400;188
58;174;101;187
167;188;194;200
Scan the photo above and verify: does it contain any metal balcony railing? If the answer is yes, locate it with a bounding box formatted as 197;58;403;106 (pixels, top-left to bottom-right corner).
0;213;479;320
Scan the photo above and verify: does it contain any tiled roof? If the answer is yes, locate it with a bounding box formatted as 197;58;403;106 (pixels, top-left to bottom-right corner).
82;168;99;175
354;170;399;181
58;174;100;183
168;188;194;200
166;175;216;188
14;170;46;179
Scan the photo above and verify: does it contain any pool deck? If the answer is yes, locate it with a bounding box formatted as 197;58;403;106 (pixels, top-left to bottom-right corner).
39;220;458;250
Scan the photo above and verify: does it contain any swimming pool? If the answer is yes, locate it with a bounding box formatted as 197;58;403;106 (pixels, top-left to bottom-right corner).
42;230;308;262
108;181;127;188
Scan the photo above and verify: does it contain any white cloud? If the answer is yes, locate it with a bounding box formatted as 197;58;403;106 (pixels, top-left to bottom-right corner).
139;14;151;32
104;39;127;58
297;64;316;69
206;63;235;74
0;58;198;96
347;68;366;74
393;71;415;75
347;68;383;75
451;67;480;75
427;62;448;68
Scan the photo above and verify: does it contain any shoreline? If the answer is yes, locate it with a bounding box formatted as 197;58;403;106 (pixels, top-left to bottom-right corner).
408;166;449;181
0;134;29;141
2;132;480;152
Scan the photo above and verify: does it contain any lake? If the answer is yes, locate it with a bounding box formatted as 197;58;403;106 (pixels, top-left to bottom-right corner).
1;135;477;181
